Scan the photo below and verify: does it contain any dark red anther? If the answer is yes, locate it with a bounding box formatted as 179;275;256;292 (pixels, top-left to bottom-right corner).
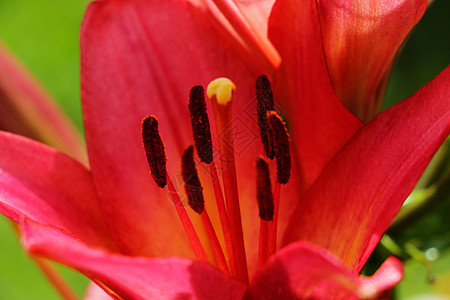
142;116;167;188
189;85;213;164
256;157;274;221
182;145;205;214
256;74;275;159
267;111;291;185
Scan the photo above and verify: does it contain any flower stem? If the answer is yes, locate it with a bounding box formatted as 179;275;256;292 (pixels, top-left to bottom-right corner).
10;222;79;300
387;169;450;236
31;256;80;300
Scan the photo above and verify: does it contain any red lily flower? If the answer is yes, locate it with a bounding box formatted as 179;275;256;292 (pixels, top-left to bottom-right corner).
0;0;448;299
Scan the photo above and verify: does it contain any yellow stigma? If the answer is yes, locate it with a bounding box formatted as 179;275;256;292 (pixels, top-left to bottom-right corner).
207;77;236;105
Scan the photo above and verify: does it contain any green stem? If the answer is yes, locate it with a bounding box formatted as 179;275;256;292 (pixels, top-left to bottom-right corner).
387;169;450;236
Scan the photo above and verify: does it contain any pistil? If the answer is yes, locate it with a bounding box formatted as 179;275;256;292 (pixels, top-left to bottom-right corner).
207;78;249;284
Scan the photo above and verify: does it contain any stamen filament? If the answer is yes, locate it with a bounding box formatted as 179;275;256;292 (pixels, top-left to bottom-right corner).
167;175;209;263
268;181;281;256
201;210;230;275
256;157;274;270
207;78;249;284
209;162;236;277
257;219;269;271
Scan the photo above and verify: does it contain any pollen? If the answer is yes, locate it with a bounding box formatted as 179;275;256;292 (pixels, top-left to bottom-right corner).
189;85;213;164
141;116;167;188
181;145;205;214
256;74;275;159
206;77;236;105
267;111;291;184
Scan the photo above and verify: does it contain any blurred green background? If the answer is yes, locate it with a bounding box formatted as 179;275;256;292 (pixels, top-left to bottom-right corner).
0;0;448;299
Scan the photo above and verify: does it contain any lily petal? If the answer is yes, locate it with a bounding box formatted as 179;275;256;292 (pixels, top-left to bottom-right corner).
283;67;450;270
318;0;427;121
246;242;403;299
0;131;116;250
22;218;247;300
81;0;264;259
0;41;87;164
268;0;363;190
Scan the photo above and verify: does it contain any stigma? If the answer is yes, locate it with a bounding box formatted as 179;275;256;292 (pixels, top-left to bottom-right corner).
141;75;291;283
206;77;236;105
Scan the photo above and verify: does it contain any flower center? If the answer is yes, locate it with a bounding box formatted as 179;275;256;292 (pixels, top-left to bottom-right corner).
141;75;291;284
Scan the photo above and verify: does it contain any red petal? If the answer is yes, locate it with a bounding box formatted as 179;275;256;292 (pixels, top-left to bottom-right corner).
0;42;87;164
22;218;247;300
283;67;450;270
0;131;116;250
234;0;276;42
247;242;403;299
318;0;427;121
81;0;265;260
268;0;363;190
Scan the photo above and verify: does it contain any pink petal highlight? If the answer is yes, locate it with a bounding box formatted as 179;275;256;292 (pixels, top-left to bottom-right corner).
283;67;450;270
268;0;363;190
0;131;116;250
0;41;87;164
22;218;247;300
84;282;115;300
247;242;401;299
318;0;427;121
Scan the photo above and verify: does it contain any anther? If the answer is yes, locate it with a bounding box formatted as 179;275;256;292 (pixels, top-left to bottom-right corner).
141;116;167;188
188;85;213;164
256;157;274;221
267;111;291;184
181;145;205;214
256;74;275;159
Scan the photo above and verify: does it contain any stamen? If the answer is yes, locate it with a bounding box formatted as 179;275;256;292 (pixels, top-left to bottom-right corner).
181;145;230;275
208;77;249;284
256;157;274;270
141;117;208;263
141;116;167;188
267;111;291;184
189;85;213;164
182;146;205;214
187;84;235;276
256;74;275;159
